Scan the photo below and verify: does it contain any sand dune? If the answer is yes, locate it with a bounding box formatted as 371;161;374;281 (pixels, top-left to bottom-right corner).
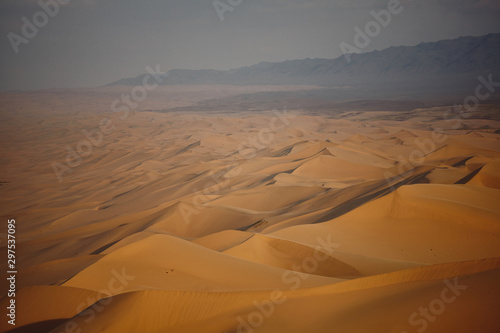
63;234;341;294
271;184;500;266
0;285;102;333
0;89;499;332
223;233;361;278
48;258;500;333
467;159;500;189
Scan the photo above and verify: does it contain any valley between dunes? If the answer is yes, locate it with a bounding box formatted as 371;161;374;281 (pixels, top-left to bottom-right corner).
0;87;499;333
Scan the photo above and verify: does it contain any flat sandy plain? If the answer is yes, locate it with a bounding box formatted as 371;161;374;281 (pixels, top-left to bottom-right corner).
0;86;500;333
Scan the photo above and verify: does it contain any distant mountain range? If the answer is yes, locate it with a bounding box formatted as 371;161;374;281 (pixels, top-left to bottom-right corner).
107;33;500;91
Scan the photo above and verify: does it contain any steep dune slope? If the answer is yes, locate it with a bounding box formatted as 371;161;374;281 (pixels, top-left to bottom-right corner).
49;258;500;333
271;184;500;266
63;234;340;294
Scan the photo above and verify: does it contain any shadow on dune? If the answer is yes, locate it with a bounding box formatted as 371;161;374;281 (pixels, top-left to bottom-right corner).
6;319;67;333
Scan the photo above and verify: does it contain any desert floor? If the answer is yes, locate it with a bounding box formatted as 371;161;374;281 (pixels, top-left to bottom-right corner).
0;86;499;333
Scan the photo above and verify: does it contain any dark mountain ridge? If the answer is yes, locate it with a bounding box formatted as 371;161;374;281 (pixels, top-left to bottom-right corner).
107;33;500;94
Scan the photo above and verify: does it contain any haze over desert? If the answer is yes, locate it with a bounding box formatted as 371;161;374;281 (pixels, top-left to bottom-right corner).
1;1;500;332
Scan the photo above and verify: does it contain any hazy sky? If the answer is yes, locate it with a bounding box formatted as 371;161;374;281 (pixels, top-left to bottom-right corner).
0;0;499;90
